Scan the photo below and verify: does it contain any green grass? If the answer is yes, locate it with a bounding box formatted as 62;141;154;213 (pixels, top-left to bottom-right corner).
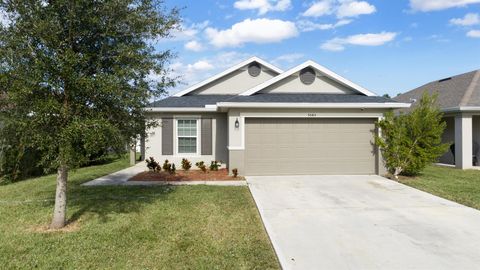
0;157;279;269
399;165;480;210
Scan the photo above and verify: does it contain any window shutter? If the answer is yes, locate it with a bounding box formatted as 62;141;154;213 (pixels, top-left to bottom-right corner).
201;118;212;155
162;117;174;155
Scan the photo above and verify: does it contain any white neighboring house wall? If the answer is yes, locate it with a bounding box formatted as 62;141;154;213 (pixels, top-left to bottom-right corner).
455;114;473;169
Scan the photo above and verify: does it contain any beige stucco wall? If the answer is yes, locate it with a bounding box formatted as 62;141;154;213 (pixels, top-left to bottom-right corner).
190;68;277;95
259;73;355;94
145;112;228;169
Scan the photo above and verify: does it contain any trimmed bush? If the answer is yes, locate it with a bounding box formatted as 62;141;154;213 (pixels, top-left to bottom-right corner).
181;158;192;171
209;161;221;171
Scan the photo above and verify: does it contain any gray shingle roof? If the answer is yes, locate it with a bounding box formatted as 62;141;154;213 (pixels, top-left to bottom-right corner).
150;95;235;107
149;93;397;108
224;93;395;103
394;69;480;109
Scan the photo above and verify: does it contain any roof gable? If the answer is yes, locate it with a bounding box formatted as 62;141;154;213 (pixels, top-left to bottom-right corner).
173;57;283;97
239;60;377;96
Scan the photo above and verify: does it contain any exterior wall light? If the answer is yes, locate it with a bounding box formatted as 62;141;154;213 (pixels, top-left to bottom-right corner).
235;118;240;129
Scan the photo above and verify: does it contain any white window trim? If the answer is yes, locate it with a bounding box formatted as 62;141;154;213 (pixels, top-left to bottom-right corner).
174;116;201;156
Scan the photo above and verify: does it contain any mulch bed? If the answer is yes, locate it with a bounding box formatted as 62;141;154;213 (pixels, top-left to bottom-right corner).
129;168;245;182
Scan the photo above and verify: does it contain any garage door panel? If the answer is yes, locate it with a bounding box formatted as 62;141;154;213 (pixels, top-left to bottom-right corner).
245;118;376;175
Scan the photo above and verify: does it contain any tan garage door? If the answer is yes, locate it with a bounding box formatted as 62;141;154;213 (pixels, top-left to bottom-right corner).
245;118;377;175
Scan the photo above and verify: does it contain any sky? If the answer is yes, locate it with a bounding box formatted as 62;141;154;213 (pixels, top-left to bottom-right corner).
156;0;480;97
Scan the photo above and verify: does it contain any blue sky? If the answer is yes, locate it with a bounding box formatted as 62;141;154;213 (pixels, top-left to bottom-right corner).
158;0;480;96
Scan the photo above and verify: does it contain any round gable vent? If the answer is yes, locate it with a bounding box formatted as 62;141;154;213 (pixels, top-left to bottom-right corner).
248;62;261;77
300;67;316;85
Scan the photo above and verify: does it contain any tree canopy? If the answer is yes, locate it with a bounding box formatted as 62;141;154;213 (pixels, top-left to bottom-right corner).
376;93;449;178
0;0;180;228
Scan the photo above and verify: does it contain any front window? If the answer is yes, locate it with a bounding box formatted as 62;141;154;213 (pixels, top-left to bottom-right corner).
177;119;197;154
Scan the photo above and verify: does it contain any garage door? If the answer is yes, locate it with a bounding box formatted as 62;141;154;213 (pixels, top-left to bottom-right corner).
245;118;377;175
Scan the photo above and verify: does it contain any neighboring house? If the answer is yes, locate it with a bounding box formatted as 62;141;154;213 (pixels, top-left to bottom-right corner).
394;69;480;169
145;57;409;176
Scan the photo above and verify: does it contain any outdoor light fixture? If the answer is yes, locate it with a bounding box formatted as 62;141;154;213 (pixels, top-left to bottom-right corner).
235;118;240;129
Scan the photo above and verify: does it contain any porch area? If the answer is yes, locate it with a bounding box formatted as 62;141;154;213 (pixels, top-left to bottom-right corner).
438;114;480;169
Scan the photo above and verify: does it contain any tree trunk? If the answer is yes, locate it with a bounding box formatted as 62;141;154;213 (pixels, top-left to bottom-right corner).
393;167;402;180
129;140;136;166
50;165;68;229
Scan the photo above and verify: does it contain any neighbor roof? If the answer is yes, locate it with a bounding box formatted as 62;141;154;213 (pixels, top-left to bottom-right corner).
394;69;480;111
172;57;283;97
239;60;377;97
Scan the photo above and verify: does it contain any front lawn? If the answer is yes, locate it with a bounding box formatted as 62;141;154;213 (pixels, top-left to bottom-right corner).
0;156;279;269
399;165;480;210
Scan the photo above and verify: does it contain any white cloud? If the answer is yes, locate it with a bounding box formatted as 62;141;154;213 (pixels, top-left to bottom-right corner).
297;19;351;31
467;29;480;37
337;1;376;18
184;40;204;52
234;0;291;15
187;60;214;71
272;53;305;66
410;0;480;11
302;0;375;18
321;32;397;51
450;13;480;26
0;8;13;27
302;0;334;17
205;18;298;48
169;21;210;42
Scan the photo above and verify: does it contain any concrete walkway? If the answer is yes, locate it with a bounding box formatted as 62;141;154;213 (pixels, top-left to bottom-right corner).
82;163;246;186
247;175;480;270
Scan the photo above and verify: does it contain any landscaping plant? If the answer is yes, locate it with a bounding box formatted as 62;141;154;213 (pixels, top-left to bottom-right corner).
0;0;180;228
162;160;172;173
232;168;238;178
181;158;192;171
145;157;161;172
196;161;207;173
375;93;449;179
171;163;176;175
209;160;221;171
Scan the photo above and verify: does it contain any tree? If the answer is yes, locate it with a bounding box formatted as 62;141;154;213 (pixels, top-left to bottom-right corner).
375;93;449;179
0;0;179;228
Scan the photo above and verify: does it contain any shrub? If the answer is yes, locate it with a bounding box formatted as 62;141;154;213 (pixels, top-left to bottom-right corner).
375;93;449;179
232;168;238;178
145;157;161;172
209;160;221;171
162;159;172;172
171;163;176;174
195;161;207;173
181;158;192;171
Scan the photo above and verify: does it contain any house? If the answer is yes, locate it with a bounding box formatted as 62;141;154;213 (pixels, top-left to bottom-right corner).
144;57;410;176
394;69;480;169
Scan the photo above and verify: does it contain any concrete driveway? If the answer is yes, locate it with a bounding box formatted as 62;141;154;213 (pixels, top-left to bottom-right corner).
247;175;480;270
